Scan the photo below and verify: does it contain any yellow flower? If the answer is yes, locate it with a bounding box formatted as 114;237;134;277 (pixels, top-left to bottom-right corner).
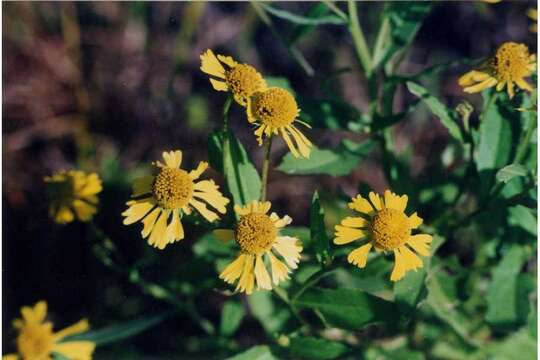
44;170;102;224
3;301;95;360
200;49;267;106
459;42;536;99
247;87;312;159
528;8;537;33
333;190;433;282
215;201;302;294
482;0;502;3
122;150;229;250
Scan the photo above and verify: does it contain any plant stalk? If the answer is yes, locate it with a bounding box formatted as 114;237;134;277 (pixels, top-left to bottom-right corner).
260;137;273;201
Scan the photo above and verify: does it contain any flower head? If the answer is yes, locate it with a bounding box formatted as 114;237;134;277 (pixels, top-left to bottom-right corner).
200;49;267;106
334;190;433;282
122;150;229;250
247;87;312;158
214;201;302;294
3;301;95;360
44;170;102;224
459;42;536;98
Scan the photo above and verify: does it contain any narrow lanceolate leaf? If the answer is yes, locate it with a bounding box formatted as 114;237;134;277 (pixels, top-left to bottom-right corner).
292;287;399;330
407;82;464;142
372;2;432;70
208;129;261;206
486;246;529;329
277;139;374;176
288;336;349;360
226;345;278;360
496;164;528;183
259;3;346;25
310;192;331;265
219;300;245;337
62;311;173;345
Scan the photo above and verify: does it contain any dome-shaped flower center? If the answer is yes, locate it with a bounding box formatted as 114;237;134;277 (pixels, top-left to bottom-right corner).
17;323;54;359
252;88;298;128
370;208;411;250
235;213;277;255
152;168;193;209
492;42;532;81
225;64;265;105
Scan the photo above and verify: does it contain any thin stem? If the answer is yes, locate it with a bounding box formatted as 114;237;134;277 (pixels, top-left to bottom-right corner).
222;95;233;181
322;0;348;20
347;0;372;76
260;137;273;201
513;111;537;165
292;266;337;303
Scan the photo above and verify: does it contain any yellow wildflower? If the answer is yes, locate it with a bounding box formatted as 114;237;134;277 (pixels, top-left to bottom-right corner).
215;201;302;294
122;150;229;250
44;170;102;224
528;8;537;33
200;49;267;106
459;42;536;98
247;87;312;158
334;190;433;282
3;301;95;360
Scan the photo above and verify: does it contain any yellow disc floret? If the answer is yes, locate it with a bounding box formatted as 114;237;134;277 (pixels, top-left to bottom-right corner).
252;88;299;128
225;64;266;105
492;42;532;82
17;323;54;359
370;208;411;250
235;213;277;255
152;168;194;209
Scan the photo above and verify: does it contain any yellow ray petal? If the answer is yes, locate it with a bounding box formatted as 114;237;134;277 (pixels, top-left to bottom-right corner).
200;49;226;79
214;229;235;242
234;203;251;216
390;248;407;281
2;354;18;360
165;209;184;243
340;216;368;228
383;190;408;212
55;206;75;224
287;125;311;158
254;201;271;214
141;207;161;238
53;319;89;341
52;341;95;360
463;77;497;94
347;243;372;268
280;128;301;158
268;252;290;285
162;150;182;169
189;161;208;180
496;80;506;91
334;225;368;245
72;200;96;222
348;195;375;215
271;213;292;228
189;198;219;222
236;255;255;294
210;78;228;91
507;81;515;98
132;176;154;197
122;198;156;225
369;192;382;210
400;245;424;271
148;210;170;249
220;254;246;284
217;54;238;68
272;236;302;269
193;181;229;214
407;234;433;256
516;78;533;92
408;212;423;229
22;301;47;324
458;70;490;86
254;255;272;290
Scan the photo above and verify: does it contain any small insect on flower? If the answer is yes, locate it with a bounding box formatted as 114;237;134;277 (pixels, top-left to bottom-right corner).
44;170;102;224
200;49;267;106
334;190;433;282
247;87;312;159
459;42;536;99
215;201;302;295
3;301;95;360
122;150;230;250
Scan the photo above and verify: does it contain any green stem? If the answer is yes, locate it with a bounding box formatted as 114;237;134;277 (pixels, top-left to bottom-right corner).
260;137;273;201
292;266;337;303
222;95;233;180
513;111;537;165
322;0;348;20
347;0;372;76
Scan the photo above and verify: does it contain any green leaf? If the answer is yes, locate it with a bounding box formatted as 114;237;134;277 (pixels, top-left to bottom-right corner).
226;345;278;360
508;205;537;236
407;82;463;142
496;164;528;183
248;291;291;333
394;268;427;316
310;192;331;265
486;246;529;329
259;3;346;25
372;2;432;70
219;300;245;337
208;129;261;205
277;139;373;176
484;330;537;360
288;336;349;360
62;311;173;346
297;97;367;131
292;287;399;330
288;3;335;44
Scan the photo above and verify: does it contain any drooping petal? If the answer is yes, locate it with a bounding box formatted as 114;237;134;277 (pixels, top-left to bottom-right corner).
458;70;490;86
272;236;302;269
193;180;229;213
408;212;423;229
390;248;407;282
189;161;209;180
407;234;433;256
72;200;96;222
200;49;226;79
54;206;75;224
165;209;184;243
236;255;255;294
214;229;235;242
348;195;375;216
333;225;368;245
189;198;219;222
287;125;311;158
268;252;290;285
369;192;382;210
53;319;89;341
507;80;515;98
52;341;95;360
122;198;156;225
280;128;301;158
254;255;272;290
516;78;533;92
400;245;424;271
340;216;368;228
463;77;498;94
141;207;161;238
347;243;372;268
147;210;170;249
220;254;246;284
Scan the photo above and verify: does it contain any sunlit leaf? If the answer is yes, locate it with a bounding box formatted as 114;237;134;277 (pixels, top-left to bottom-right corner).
288;336;349;360
496;164;528;183
309;192;331;266
226;345;278;360
220;300;245;337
